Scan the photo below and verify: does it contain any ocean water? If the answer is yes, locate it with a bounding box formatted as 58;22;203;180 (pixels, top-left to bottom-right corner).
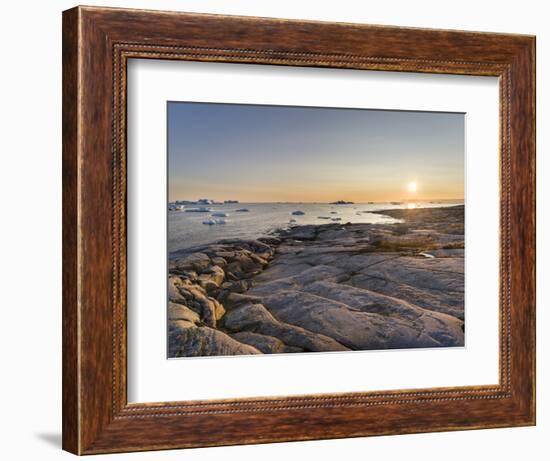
168;201;463;253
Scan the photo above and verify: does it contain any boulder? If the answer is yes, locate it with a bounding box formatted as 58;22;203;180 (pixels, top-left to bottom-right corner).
226;253;261;276
211;297;226;321
171;252;211;273
168;323;261;357
170;320;196;331
169;277;219;327
211;256;228;268
227;279;249;293
225;292;263;308
231;331;302;354
198;265;225;287
168;302;201;324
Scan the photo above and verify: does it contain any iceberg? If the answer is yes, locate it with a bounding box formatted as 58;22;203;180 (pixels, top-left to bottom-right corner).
202;218;227;225
235;208;250;212
291;210;305;216
330;200;354;205
185;207;211;213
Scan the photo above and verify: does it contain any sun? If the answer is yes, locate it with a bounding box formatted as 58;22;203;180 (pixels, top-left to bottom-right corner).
407;181;418;193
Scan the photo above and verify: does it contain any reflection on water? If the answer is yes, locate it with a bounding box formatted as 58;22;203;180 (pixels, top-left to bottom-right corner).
168;201;463;253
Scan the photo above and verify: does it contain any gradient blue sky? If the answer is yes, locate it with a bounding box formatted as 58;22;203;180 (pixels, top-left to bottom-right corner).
168;102;464;203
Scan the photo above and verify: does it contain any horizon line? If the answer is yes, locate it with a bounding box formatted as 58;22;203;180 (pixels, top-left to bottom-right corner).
168;198;465;204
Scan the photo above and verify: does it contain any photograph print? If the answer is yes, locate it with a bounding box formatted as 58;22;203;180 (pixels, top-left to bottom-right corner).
167;102;465;358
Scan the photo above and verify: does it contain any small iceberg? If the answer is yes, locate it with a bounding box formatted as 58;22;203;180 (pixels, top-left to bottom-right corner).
419;252;435;259
235;208;249;212
202;218;226;225
291;210;305;216
211;212;228;217
317;216;331;220
185;207;211;213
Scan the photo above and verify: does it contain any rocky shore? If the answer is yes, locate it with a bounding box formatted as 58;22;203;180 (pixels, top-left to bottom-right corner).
168;205;465;357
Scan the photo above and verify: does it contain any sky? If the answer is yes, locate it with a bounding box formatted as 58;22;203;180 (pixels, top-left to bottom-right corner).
168;102;464;203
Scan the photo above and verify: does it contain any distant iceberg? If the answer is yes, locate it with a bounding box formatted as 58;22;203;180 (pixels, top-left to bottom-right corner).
202;218;226;225
185;207;211;213
330;200;354;205
291;210;305;216
235;208;250;212
317;216;331;220
174;198;219;205
224;200;239;204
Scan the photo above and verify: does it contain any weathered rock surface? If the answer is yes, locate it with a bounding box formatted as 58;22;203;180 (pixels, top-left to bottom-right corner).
222;303;349;352
253;283;463;349
168;302;201;324
169;323;261;357
168;206;465;357
230;331;303;354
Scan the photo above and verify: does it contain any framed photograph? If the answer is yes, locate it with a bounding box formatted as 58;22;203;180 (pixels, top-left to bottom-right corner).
62;6;535;454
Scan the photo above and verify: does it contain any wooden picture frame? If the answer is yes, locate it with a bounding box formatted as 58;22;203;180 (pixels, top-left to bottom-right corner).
62;5;535;455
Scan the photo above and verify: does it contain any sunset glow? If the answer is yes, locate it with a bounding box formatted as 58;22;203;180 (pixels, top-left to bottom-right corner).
168;102;464;203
